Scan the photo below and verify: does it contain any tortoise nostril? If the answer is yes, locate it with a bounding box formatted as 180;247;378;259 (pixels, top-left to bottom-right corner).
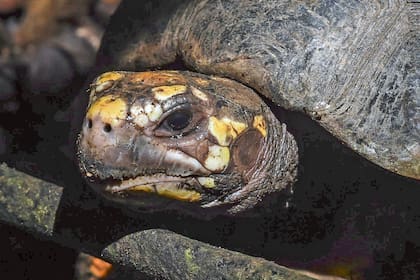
87;119;92;129
103;123;112;132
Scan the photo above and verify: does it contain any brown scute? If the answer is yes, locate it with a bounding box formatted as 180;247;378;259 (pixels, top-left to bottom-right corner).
232;129;263;176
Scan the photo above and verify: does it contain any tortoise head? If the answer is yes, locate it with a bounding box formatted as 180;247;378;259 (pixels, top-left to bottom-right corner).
77;71;298;215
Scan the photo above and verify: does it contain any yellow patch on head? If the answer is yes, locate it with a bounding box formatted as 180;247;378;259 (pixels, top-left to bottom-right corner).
152;85;187;101
130;104;149;127
87;95;127;127
191;86;208;101
156;187;201;202
204;145;230;172
144;102;163;122
197;177;216;188
253;115;267;137
130;71;186;85
95;80;114;94
95;72;124;85
208;117;247;146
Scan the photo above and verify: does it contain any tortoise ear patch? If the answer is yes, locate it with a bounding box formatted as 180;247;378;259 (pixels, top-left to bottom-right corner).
232;129;264;174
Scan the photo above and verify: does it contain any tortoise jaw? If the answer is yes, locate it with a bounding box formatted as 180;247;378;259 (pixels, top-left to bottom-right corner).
106;174;187;193
86;171;245;207
104;174;203;203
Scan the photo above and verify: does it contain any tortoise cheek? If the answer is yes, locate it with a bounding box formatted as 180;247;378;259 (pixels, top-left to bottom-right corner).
231;129;264;178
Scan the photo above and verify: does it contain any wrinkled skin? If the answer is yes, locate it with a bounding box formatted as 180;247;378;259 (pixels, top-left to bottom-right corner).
78;71;297;215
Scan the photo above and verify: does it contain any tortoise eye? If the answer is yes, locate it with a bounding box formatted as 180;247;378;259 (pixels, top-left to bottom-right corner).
163;109;192;131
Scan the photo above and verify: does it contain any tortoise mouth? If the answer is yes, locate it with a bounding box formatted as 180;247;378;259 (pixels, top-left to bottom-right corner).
87;173;207;203
106;174;187;192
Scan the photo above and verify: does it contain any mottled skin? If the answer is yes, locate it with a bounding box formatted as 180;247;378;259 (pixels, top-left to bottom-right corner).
96;0;419;179
78;71;297;214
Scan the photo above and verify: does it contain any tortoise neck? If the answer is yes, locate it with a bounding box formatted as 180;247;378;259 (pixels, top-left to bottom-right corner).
228;108;299;214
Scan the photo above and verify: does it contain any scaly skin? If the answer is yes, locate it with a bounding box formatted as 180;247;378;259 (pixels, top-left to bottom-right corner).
77;71;298;215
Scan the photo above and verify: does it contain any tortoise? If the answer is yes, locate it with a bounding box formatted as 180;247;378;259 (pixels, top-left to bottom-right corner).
76;0;419;216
